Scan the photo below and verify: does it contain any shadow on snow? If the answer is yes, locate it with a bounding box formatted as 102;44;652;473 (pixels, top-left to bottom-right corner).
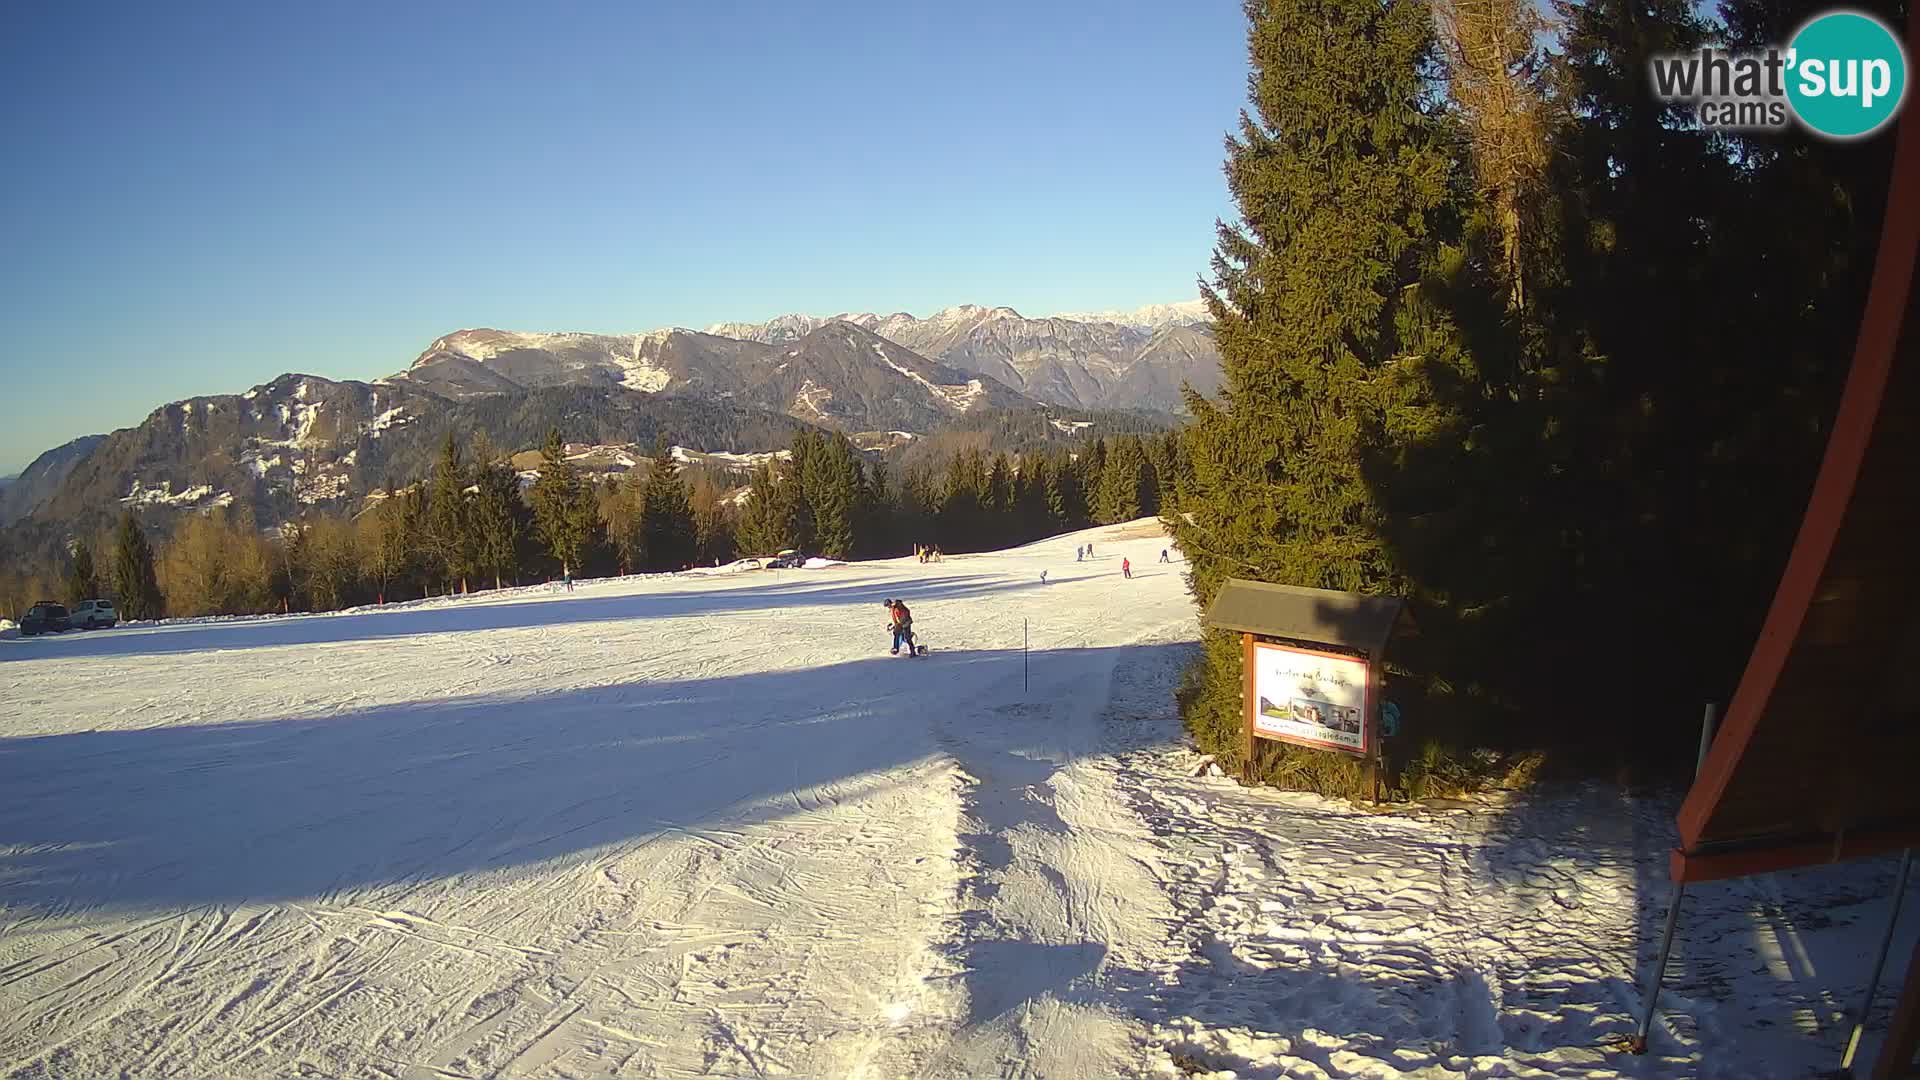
0;644;1182;922
0;571;1043;664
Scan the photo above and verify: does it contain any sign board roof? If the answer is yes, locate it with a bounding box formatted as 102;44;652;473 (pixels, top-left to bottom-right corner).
1204;579;1411;657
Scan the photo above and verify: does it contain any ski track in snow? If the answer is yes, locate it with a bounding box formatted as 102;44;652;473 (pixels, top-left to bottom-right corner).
0;522;1912;1078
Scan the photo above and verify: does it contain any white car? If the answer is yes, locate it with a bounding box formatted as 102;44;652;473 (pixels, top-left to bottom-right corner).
71;599;118;629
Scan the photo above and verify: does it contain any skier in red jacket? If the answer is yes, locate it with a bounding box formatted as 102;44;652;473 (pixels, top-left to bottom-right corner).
886;599;918;656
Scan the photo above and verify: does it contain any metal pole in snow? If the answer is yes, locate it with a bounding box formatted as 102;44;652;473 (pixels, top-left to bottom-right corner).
1024;619;1029;693
1696;703;1719;774
1839;848;1915;1073
1633;702;1721;1054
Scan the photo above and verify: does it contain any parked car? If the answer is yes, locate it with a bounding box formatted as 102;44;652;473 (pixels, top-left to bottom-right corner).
20;601;71;636
766;554;808;569
71;599;118;629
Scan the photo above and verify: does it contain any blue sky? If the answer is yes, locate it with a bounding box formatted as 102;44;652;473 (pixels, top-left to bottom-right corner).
0;2;1246;475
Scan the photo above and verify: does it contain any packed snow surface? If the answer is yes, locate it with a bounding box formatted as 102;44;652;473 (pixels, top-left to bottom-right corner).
1;522;1912;1078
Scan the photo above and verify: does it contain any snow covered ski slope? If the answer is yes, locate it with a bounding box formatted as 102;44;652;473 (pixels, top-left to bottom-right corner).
2;520;1914;1078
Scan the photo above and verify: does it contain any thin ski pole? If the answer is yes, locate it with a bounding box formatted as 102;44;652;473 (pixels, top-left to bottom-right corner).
1633;702;1718;1054
1840;848;1915;1073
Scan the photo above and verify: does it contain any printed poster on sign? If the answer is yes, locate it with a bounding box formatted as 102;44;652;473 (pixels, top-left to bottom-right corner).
1250;641;1370;755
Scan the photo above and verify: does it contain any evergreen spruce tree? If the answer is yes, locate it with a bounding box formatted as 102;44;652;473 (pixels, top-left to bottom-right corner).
425;432;474;592
734;460;796;556
781;431;865;559
938;450;987;552
67;539;98;604
111;512;163;619
528;428;598;577
898;467;938;551
1080;438;1108;521
1094;436;1151;524
985;453;1016;548
641;437;697;570
1044;451;1079;527
1169;0;1466;783
1015;456;1051;541
470;435;523;589
862;458;896;557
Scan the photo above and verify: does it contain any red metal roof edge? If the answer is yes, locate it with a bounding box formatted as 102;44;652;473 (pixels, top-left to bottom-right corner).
1675;5;1920;861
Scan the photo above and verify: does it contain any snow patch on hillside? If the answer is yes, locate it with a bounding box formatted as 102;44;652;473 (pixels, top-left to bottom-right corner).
872;343;983;412
793;378;834;420
121;480;216;507
669;446;788;469
364;406;412;436
612;334;674;392
296;471;351;505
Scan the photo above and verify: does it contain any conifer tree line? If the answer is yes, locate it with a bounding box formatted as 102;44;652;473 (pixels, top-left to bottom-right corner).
1169;0;1900;793
5;424;1182;621
733;429;1188;560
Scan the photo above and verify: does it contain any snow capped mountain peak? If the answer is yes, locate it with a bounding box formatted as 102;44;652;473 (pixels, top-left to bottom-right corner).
1048;299;1209;330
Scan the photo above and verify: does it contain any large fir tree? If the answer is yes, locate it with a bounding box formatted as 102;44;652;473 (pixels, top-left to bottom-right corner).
425;433;474;592
470;435;524;589
527;428;599;577
111;512;163;620
1169;0;1466;777
67;539;98;604
641;438;698;570
734;460;797;556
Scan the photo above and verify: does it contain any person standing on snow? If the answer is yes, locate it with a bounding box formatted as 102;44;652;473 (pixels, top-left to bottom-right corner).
886;598;917;655
1122;557;1132;579
1159;548;1170;563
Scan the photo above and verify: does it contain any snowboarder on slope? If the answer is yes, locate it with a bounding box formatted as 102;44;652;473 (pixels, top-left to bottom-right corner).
1041;570;1048;585
886;599;917;656
1122;557;1132;579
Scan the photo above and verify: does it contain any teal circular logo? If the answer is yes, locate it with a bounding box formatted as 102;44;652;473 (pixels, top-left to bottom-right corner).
1786;10;1909;139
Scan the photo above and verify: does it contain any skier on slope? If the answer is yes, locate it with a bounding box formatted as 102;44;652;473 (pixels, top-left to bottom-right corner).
1122;557;1132;579
885;598;918;656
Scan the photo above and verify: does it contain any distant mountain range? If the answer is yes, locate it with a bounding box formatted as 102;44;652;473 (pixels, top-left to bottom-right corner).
705;300;1217;412
0;300;1213;553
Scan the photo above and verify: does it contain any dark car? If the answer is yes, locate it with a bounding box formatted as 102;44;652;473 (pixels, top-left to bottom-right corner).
766;555;808;569
20;601;71;636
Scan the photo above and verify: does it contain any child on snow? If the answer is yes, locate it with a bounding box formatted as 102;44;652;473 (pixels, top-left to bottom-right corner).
1122;558;1132;579
885;599;917;655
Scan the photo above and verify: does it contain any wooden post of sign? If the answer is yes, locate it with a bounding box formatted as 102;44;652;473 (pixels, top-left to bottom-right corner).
1241;632;1256;783
1368;655;1383;805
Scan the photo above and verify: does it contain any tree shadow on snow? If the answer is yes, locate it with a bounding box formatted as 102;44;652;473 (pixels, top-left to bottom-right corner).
0;572;1041;664
0;643;1184;921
